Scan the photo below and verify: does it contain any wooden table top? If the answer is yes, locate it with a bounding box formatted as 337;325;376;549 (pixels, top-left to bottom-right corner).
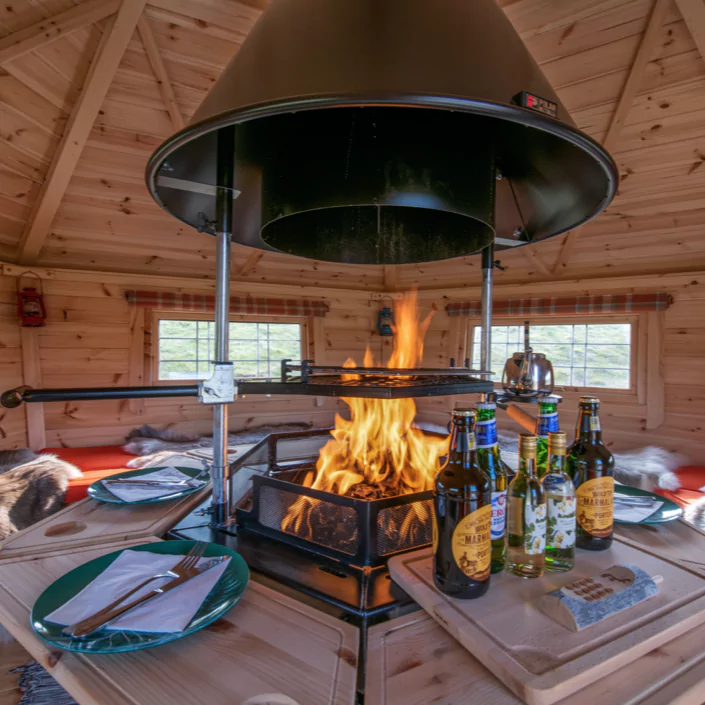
0;541;358;705
1;490;704;705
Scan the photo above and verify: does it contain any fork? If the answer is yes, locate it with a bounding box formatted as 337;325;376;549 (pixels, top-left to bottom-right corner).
62;542;207;636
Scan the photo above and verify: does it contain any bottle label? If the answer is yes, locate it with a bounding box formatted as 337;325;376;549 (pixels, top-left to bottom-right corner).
538;411;559;439
491;490;507;540
547;495;576;549
576;476;614;537
451;505;491;581
508;496;546;555
476;419;498;449
589;416;601;432
524;501;547;555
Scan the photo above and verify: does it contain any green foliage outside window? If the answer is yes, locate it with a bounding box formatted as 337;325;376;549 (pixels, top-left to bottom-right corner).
472;323;631;389
158;320;301;380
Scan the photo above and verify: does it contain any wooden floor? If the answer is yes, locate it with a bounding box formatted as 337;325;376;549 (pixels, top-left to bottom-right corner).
0;631;29;705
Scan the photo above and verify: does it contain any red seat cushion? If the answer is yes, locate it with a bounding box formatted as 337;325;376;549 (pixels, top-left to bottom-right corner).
41;446;137;503
653;466;705;509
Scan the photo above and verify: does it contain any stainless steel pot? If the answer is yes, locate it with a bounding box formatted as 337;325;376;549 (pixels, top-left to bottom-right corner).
502;322;554;397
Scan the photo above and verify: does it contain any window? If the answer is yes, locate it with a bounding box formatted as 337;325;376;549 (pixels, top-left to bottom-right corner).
471;322;633;390
157;318;303;381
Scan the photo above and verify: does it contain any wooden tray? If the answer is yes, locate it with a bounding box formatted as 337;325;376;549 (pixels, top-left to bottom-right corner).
0;540;358;705
0;490;209;561
367;610;705;705
388;539;705;705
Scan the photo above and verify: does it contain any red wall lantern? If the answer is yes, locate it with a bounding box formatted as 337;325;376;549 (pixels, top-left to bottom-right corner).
17;272;47;327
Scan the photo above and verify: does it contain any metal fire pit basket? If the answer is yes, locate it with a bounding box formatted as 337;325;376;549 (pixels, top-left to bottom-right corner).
236;472;433;568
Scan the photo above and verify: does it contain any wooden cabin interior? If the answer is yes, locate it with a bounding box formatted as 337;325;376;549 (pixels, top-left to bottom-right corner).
1;1;705;704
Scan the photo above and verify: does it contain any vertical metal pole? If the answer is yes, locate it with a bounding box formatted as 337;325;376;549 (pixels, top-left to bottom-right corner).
211;126;235;526
480;242;494;399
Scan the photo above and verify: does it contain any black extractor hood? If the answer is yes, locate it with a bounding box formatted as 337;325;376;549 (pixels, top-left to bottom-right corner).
146;0;618;265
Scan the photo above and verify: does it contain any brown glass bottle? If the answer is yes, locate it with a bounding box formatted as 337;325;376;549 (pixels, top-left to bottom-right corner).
433;409;492;599
567;397;615;551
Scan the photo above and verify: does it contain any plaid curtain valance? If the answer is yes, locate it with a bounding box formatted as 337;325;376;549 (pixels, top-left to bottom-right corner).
125;291;329;317
446;293;672;317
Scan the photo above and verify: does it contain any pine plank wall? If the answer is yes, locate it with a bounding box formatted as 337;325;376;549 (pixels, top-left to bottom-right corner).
1;261;703;463
0;264;382;450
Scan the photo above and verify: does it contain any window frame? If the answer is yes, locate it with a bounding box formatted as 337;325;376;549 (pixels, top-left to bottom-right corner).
150;310;309;385
467;314;641;399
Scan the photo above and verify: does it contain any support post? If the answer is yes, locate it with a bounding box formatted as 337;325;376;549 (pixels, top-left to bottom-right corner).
211;126;235;526
480;242;494;399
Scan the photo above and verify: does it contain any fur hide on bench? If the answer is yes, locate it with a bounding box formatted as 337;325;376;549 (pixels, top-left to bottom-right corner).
123;423;313;470
0;451;82;540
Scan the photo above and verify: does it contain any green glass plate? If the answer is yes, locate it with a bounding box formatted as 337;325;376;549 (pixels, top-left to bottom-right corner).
614;485;683;524
87;466;210;505
31;540;249;654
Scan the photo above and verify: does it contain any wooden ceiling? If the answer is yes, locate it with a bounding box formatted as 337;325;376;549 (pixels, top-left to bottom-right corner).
0;0;704;290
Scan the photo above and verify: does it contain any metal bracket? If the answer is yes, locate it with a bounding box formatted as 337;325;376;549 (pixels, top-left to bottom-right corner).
198;362;236;404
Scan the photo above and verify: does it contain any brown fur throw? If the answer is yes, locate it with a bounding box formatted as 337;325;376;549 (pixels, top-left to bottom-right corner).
123;423;313;467
0;450;83;540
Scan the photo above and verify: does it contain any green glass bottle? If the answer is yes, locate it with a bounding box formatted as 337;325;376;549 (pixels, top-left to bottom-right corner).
543;432;576;573
475;402;509;573
567;397;615;551
536;396;560;478
507;434;546;579
433;409;492;599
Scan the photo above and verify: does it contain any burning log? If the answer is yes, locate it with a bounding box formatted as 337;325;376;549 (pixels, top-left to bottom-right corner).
345;482;400;500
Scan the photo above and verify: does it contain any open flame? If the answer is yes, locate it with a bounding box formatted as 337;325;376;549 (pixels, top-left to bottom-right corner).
282;290;449;540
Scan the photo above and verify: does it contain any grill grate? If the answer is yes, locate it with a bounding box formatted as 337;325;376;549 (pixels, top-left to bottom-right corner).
304;374;483;389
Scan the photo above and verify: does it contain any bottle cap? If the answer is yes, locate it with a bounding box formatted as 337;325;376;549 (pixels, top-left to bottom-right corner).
452;408;476;418
519;434;537;457
579;396;600;405
548;431;567;454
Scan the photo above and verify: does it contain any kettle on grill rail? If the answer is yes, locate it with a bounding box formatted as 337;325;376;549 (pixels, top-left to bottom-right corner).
502;321;554;398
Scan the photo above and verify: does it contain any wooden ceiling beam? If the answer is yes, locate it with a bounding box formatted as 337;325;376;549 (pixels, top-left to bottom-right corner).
137;14;184;131
236;249;264;277
16;0;148;265
552;0;671;275
601;0;671;152
523;246;552;277
0;0;120;65
675;0;705;65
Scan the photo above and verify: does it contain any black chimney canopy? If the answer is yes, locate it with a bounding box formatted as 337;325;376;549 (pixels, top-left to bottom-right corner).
146;0;618;266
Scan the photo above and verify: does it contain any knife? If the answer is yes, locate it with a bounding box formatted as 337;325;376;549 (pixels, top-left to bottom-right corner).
103;478;202;487
614;494;658;506
65;557;225;638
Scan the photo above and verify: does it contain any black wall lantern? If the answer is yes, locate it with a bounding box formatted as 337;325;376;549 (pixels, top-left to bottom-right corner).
377;306;395;337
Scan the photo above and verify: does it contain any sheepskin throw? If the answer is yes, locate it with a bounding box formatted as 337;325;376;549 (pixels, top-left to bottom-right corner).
0;450;82;540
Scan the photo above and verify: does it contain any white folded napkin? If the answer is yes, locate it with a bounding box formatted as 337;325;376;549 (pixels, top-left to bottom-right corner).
614;497;663;523
102;467;205;502
46;549;231;633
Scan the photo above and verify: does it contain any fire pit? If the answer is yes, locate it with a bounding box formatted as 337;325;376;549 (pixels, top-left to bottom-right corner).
235;432;436;568
235;293;448;569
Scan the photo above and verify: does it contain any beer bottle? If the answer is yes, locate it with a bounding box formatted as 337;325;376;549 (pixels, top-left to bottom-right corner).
567;397;615;551
536;396;560;478
433;409;492;599
507;434;546;579
475;401;509;573
543;432;576;572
